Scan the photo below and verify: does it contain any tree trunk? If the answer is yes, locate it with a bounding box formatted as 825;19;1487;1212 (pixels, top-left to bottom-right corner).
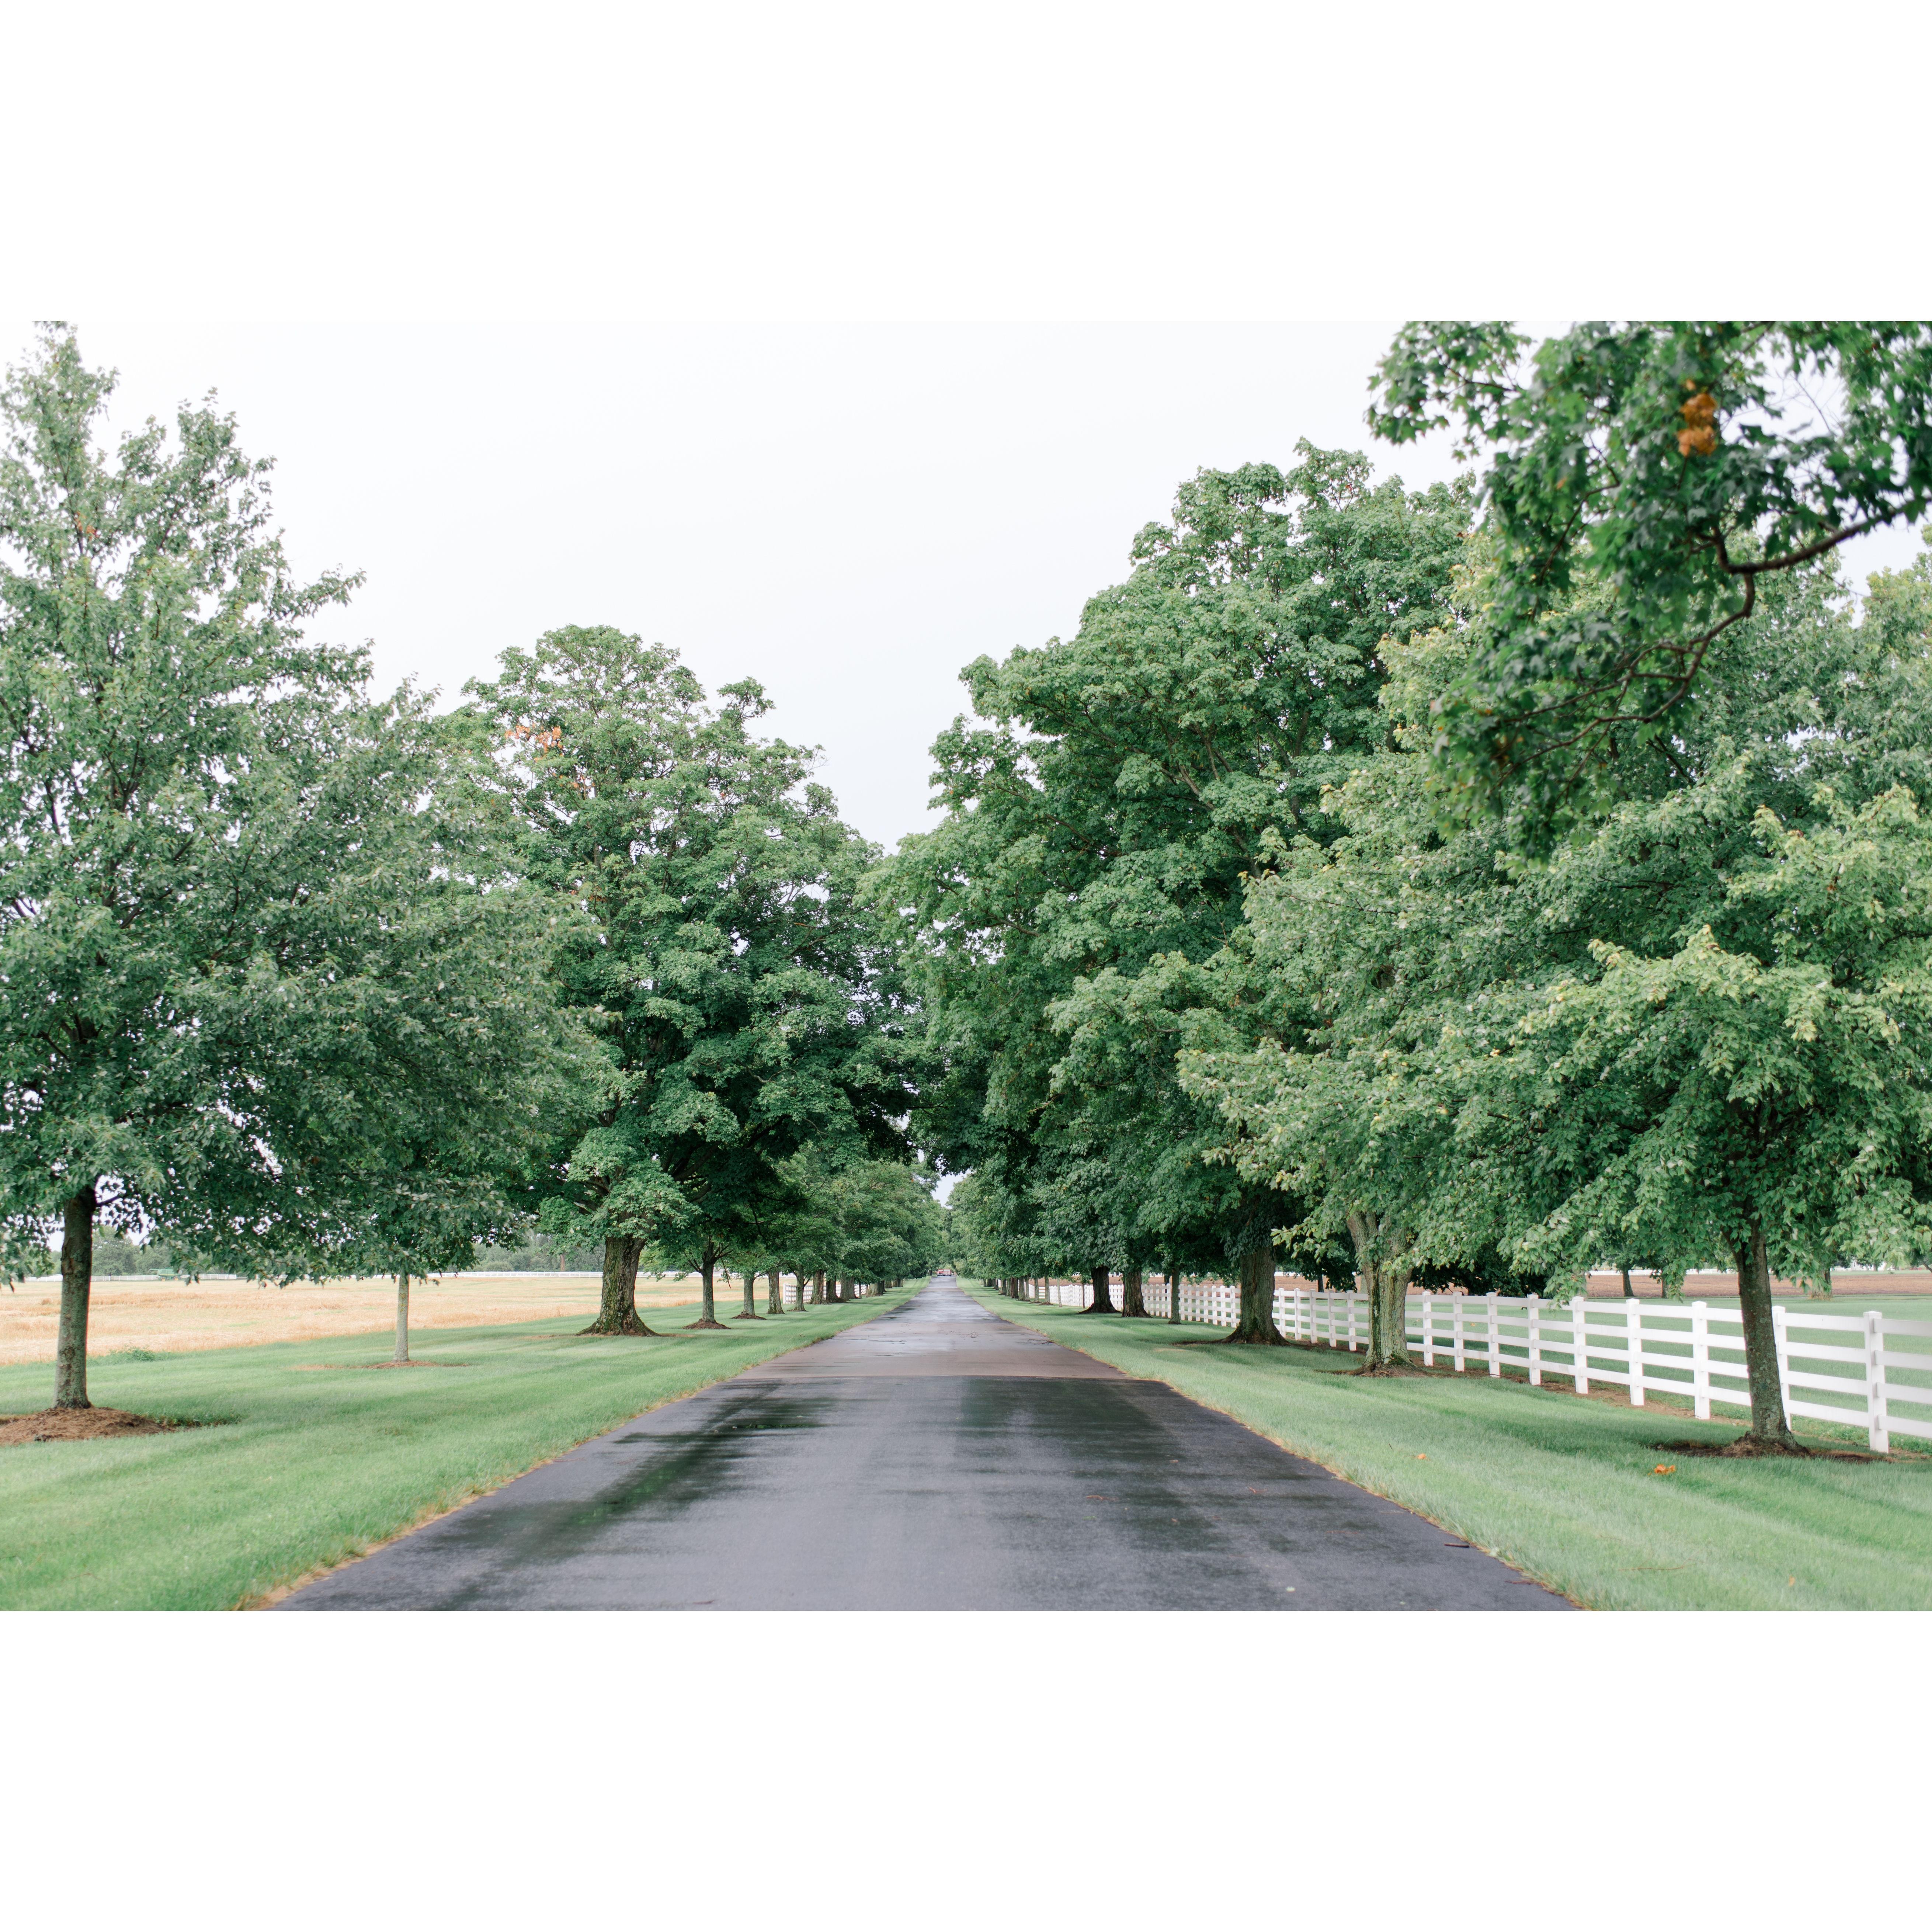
1620;1266;1634;1299
811;1270;825;1306
1226;1242;1288;1344
582;1235;655;1335
735;1266;762;1320
689;1248;726;1329
1082;1265;1116;1314
767;1268;785;1316
54;1182;96;1410
1120;1266;1149;1318
394;1272;411;1364
1166;1262;1182;1325
1345;1209;1415;1369
1734;1220;1799;1447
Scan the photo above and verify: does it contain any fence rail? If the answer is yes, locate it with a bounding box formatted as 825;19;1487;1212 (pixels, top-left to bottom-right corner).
996;1278;1932;1453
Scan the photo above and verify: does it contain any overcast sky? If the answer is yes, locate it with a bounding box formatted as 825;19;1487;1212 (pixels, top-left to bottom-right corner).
7;8;1925;852
39;319;1932;855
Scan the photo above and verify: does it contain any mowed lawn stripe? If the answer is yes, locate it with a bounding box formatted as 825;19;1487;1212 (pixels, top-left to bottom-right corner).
0;1293;903;1611
965;1286;1932;1610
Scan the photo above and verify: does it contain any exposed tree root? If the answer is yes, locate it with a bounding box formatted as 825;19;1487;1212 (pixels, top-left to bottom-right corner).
1346;1360;1426;1377
578;1314;659;1337
1219;1329;1293;1347
731;1312;764;1321
685;1317;727;1331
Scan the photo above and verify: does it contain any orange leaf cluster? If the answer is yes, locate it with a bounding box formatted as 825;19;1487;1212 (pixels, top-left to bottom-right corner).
1677;392;1717;458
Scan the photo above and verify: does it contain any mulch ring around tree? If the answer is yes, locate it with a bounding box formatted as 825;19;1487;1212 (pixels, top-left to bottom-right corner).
0;1406;201;1447
1651;1436;1888;1463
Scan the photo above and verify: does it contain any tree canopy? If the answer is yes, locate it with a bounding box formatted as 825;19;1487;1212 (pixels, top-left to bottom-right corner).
1370;322;1932;831
466;625;916;1333
889;445;1472;1335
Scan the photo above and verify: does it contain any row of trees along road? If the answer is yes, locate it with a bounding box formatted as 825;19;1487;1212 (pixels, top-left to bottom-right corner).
920;325;1932;1453
463;625;922;1335
891;444;1473;1341
0;327;935;1410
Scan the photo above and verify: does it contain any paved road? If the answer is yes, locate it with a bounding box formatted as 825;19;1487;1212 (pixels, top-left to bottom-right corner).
280;1279;1570;1610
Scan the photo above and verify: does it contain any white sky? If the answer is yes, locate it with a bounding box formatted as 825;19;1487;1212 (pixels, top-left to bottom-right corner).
61;320;1472;849
6;2;1928;851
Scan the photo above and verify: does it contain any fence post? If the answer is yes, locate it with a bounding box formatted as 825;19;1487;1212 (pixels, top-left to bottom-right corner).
1866;1309;1889;1454
1773;1303;1792;1427
1453;1293;1466;1374
1628;1299;1644;1407
1526;1295;1543;1386
1487;1291;1501;1377
1349;1290;1361;1352
1420;1290;1435;1368
1690;1301;1711;1421
1572;1293;1589;1395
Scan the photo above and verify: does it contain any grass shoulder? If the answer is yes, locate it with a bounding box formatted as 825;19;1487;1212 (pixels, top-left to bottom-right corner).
0;1290;909;1610
962;1283;1932;1611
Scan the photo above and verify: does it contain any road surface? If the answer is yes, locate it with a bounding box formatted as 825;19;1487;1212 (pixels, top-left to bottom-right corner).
279;1279;1570;1610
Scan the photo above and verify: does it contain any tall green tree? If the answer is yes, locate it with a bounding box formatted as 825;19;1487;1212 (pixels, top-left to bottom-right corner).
466;627;914;1335
1189;537;1932;1432
893;446;1472;1340
229;698;596;1365
0;327;378;1408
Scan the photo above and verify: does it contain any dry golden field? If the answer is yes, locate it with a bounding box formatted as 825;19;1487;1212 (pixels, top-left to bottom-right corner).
0;1271;709;1364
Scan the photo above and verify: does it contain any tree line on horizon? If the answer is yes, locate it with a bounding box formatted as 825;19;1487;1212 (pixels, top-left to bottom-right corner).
8;320;1932;1454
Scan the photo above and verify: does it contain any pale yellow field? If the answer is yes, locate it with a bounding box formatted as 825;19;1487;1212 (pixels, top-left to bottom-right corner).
0;1271;710;1364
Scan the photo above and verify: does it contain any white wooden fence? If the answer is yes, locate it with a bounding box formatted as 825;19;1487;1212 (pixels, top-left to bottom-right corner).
997;1279;1932;1452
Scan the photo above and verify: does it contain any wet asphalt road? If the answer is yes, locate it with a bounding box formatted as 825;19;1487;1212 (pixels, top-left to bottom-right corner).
280;1279;1570;1611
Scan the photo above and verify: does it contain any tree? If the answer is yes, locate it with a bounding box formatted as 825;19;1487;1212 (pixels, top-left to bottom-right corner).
226;698;595;1364
893;447;1471;1341
825;1159;947;1288
1189;529;1932;1432
0;327;383;1409
1502;773;1932;1445
769;1147;945;1298
465;627;914;1336
1369;322;1932;831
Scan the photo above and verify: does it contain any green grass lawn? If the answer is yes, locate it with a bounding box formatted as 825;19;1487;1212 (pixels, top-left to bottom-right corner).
0;1291;906;1610
964;1283;1932;1610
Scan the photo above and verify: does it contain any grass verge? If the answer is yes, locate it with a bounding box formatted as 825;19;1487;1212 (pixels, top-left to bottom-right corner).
0;1291;905;1610
964;1284;1932;1610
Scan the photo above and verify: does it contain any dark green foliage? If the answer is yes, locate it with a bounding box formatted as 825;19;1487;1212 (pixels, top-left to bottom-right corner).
892;448;1472;1300
465;626;920;1317
1371;322;1932;832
